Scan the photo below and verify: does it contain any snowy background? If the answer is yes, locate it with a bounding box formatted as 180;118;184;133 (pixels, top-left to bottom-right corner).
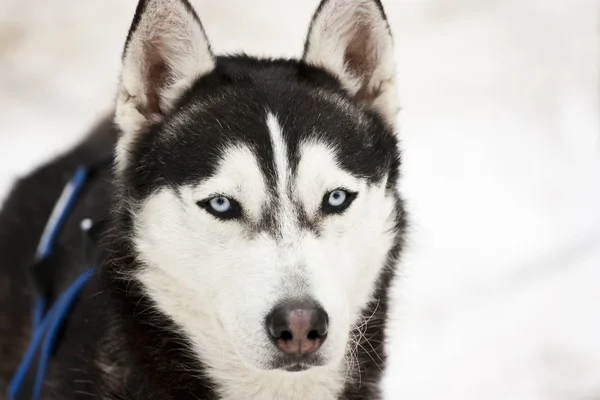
1;0;599;398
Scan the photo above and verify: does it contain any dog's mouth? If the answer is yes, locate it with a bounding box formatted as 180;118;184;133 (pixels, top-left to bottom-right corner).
268;353;325;372
283;363;311;372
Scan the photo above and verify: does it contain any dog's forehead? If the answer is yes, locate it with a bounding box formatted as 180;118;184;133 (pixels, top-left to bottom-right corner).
154;89;393;186
127;73;398;202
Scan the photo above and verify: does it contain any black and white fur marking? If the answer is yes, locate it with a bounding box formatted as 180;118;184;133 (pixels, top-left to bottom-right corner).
0;0;405;398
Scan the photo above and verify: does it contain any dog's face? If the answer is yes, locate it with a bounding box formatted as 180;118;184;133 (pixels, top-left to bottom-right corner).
115;0;401;373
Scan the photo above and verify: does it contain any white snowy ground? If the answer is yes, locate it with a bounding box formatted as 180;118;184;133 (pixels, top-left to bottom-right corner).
1;0;599;398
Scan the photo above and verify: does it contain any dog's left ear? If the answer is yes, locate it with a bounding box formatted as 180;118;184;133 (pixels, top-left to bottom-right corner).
303;0;398;126
114;0;214;171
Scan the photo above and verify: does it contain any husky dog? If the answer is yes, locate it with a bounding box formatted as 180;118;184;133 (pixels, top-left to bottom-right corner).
0;0;405;398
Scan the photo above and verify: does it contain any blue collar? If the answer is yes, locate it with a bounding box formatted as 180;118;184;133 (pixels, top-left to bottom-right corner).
8;166;96;400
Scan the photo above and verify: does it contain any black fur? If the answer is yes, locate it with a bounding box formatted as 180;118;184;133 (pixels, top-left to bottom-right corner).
0;1;405;399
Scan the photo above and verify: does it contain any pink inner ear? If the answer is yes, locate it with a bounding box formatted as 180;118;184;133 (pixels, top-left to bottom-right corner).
344;13;379;101
141;39;170;116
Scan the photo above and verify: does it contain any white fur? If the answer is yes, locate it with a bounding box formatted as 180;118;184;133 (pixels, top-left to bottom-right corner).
266;112;289;195
304;0;398;127
265;112;305;254
115;0;215;172
133;113;397;398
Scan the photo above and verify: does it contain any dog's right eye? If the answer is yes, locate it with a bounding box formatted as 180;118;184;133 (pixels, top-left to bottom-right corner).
197;196;242;220
321;189;357;215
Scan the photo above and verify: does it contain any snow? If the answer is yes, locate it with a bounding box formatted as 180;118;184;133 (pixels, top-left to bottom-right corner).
1;0;599;398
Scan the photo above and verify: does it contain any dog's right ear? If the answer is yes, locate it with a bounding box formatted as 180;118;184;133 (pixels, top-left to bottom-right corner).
303;0;397;127
114;0;214;171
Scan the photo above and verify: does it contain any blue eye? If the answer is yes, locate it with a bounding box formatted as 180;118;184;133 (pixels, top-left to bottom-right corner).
322;189;357;214
328;190;347;207
209;196;232;213
198;196;242;220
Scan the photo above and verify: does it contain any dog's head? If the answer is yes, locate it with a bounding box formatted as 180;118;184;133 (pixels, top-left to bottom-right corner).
114;0;402;374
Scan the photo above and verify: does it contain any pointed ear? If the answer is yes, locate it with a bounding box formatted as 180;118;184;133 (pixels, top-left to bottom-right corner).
114;0;214;169
303;0;398;126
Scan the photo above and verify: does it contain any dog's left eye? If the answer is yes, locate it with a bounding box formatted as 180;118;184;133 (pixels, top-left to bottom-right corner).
322;189;357;214
197;196;242;220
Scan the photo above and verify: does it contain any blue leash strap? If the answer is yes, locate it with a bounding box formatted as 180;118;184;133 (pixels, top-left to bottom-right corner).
7;166;94;400
35;167;88;261
31;166;88;327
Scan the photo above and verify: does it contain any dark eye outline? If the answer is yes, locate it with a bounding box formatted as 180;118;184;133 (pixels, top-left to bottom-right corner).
197;195;243;220
321;189;358;215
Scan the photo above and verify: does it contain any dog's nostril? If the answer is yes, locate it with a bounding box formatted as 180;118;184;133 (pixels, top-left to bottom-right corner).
307;329;320;341
280;330;293;341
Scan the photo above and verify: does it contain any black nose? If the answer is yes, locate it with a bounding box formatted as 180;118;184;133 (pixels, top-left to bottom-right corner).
266;299;329;356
